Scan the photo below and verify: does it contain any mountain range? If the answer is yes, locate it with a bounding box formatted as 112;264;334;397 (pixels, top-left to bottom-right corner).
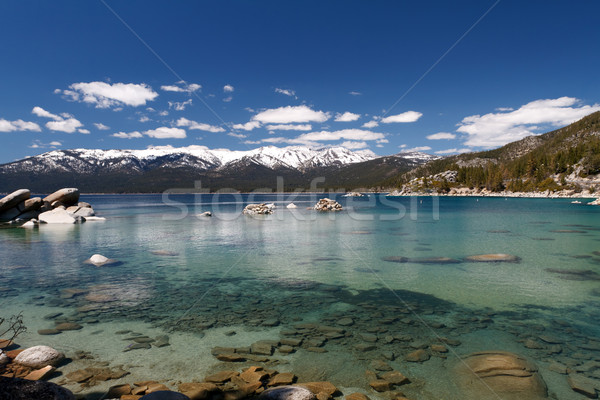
0;145;439;193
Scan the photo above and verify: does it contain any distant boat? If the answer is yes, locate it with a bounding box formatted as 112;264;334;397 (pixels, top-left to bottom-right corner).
571;200;582;204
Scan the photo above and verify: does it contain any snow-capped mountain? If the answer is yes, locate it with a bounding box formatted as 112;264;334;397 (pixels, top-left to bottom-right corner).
395;151;442;163
1;145;376;174
0;145;438;192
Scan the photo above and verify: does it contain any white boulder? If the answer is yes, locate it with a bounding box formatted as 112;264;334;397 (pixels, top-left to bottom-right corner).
286;203;298;209
66;206;95;218
0;350;9;365
342;192;365;197
85;254;117;267
198;211;212;217
39;208;79;224
21;220;37;228
14;345;65;368
84;216;106;222
588;198;600;205
243;203;274;215
314;198;343;211
43;188;80;207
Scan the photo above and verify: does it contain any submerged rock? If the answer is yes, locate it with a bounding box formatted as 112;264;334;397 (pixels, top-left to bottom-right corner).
14;345;64;368
198;211;212;217
314;198;342;212
259;386;315;400
464;253;521;263
454;351;548;400
0;377;75;400
243;203;274;215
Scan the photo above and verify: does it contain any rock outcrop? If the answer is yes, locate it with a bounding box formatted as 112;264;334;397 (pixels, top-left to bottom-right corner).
314;198;343;211
0;188;97;225
454;351;548;400
243;204;274;215
342;192;365;197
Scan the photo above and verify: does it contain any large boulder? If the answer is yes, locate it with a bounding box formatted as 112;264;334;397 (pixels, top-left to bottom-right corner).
17;197;42;213
0;377;75;400
43;188;80;207
314;198;343;211
66;206;95;218
0;189;30;212
14;345;65;368
0;207;21;222
454;351;548;400
243;203;274;215
39;208;79;224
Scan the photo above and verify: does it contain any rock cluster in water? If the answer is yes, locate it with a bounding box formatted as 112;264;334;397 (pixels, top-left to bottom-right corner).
341;192;365;197
313;198;343;211
243;203;274;215
0;188;99;226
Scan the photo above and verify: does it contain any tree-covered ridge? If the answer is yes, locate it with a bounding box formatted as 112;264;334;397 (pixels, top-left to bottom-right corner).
388;111;600;193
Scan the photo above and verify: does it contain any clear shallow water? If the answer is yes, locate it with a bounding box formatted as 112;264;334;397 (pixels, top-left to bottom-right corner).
2;194;600;399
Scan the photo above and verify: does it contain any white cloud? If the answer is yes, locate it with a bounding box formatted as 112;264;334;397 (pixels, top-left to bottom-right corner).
435;148;472;155
232;121;261;131
402;146;432;152
78;128;90;134
223;84;234;93
457;97;600;148
376;139;389;144
275;88;296;97
168;99;193;111
29;140;62;149
161;82;201;93
362;120;379;128
340;141;368;149
158;110;169;116
399;144;407;148
62;81;158;108
144;127;186;139
265;124;312;131
176;117;225;133
427;132;456;140
139;116;151;123
228;132;247;139
243;140;261;145
253;105;330;124
334;112;360;122
32;106;61;120
349;91;362;96
223;96;233;103
0;118;41;132
297;128;385;142
381;111;423;123
33;106;83;133
49;141;62;146
94;122;110;130
112;131;143;139
46;118;83;133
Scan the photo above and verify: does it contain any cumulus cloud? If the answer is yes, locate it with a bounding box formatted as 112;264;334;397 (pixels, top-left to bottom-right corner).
78;129;90;134
49;141;62;146
275;88;297;98
228;132;247;139
381;111;423;123
0;118;41;132
94;123;110;130
457;97;600;148
139;116;151;123
29;140;62;149
265;124;312;131
340;141;368;149
362;120;379;128
168;99;193;111
223;84;234;93
176;117;225;133
435;148;472;155
223;96;233;103
144;127;186;139
252;105;330;124
297;128;385;142
427;132;456;140
401;146;432;152
232;121;261;131
61;81;158;108
334;112;360;122
161;82;201;93
32;106;83;133
349;91;362;96
112;131;143;139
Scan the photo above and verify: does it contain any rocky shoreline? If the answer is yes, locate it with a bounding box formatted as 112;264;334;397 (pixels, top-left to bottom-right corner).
386;187;600;201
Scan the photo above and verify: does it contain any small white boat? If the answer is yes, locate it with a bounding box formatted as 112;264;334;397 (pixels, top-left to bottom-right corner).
571;200;582;204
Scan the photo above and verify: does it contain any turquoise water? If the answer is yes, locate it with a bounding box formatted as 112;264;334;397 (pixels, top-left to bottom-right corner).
2;194;600;399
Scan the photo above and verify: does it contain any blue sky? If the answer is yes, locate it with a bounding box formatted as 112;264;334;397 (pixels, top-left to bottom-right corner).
1;0;600;163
